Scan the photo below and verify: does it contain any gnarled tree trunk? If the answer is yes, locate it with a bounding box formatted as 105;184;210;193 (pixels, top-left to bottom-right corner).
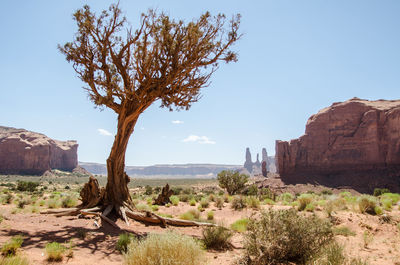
104;113;137;208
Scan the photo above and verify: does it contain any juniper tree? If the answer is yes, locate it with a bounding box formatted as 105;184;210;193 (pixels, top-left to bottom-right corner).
59;3;240;216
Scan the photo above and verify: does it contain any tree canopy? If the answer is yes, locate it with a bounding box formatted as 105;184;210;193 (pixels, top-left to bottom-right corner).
59;4;241;118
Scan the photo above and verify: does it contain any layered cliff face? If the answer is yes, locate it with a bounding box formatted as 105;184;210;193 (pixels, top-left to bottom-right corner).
276;98;400;192
0;126;78;175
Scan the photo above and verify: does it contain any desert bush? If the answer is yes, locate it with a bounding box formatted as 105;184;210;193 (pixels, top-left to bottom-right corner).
202;226;232;250
207;211;214;220
189;198;196;206
223;194;231;203
1;235;24;256
144;185;152;195
230;218;249;233
178;194;190;202
0;193;13;204
259;187;275;201
277;192;294;203
321;189;333;195
263;198;275;205
217;170;249;195
171;187;183;195
373;188;390;197
332;226;356;237
308;241;346;265
45;242;65;262
363;231;373;248
179;209;200;221
246;196;260;209
16;181;39;192
380;193;400;205
199;198;209;208
47;199;61;209
231;196;247;210
169;195;180;206
116;233;135;253
61;195;77;208
214;197;224;209
0;255;30;265
358;195;378;215
208;194;216;202
136;203;151;212
297;193;313;211
124;232;204;265
242;209;333;265
245;184;258;196
151;205;159;212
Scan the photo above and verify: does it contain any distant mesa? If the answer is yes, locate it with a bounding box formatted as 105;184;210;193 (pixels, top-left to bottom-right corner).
243;147;276;175
276;98;400;193
79;162;241;178
0;126;78;175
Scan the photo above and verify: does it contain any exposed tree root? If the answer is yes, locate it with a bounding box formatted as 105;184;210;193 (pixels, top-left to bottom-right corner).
40;176;214;228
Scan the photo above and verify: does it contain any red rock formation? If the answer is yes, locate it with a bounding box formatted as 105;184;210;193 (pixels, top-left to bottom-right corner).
276;98;400;193
0;126;78;175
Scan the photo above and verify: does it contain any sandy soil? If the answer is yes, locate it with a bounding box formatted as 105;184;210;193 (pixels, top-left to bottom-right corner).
1;198;400;264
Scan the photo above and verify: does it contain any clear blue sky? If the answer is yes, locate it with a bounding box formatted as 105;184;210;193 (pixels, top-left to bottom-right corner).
1;1;399;166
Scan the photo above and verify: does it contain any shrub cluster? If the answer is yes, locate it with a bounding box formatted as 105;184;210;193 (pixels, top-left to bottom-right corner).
242;209;333;264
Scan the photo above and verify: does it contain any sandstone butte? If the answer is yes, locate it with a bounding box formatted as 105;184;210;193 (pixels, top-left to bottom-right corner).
0;126;78;175
276;97;400;193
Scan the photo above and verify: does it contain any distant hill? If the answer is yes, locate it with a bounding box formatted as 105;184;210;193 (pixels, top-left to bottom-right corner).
79;162;242;178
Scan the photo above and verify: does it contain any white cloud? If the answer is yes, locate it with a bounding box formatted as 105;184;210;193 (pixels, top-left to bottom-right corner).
172;120;184;124
140;127;145;130
97;128;112;136
182;135;216;144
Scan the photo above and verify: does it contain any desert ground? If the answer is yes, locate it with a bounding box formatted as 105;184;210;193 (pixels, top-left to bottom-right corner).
1;174;400;265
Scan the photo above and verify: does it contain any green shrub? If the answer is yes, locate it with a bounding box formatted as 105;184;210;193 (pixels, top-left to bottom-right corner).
189;198;196;206
178;194;190;202
151;205;159;212
277;192;294;203
16;181;39;192
170;195;180;206
0;193;13;204
45;242;65;262
243;209;333;264
373;188;390;197
217;170;249;195
144;185;153;195
380;193;400;205
0;255;30;265
199;198;209;208
208;194;216;202
61;195;77;208
374;206;383;215
246;196;260;209
308;241;346;265
214;197;224;209
206;211;214;220
171;187;183;195
358;195;378;215
321;189;333;195
116;233;135;253
332;226;356;237
259;188;275;200
1;235;24;256
230;218;249;233
263;198;275;205
179;209;200;221
231;196;247;210
297;193;313;211
47;199;60;209
124;232;204;265
202;226;232;250
246;184;258;196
